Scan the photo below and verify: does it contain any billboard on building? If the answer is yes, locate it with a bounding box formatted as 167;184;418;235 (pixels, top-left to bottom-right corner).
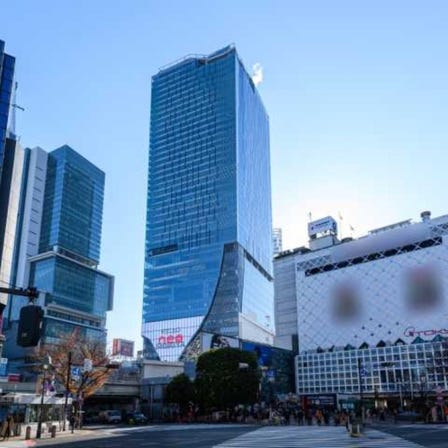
201;333;239;352
297;243;448;352
142;316;203;362
112;339;135;357
308;216;337;238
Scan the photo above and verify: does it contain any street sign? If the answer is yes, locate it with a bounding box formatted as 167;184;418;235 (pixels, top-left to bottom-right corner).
83;358;93;372
71;367;81;378
0;358;7;377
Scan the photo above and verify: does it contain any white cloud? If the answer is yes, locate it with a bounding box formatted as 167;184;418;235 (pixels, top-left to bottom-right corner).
251;62;263;86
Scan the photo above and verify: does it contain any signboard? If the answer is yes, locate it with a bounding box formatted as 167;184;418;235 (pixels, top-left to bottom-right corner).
7;373;20;383
308;216;337;238
242;341;273;367
71;367;81;379
83;359;93;372
201;333;239;352
304;394;337;408
0;358;7;377
142;316;203;361
112;339;135;357
297;245;448;352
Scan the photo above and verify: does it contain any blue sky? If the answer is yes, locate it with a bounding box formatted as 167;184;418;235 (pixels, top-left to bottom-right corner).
2;0;447;349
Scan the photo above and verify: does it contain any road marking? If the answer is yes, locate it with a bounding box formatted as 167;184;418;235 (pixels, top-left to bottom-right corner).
212;426;425;447
0;442;36;448
107;424;250;433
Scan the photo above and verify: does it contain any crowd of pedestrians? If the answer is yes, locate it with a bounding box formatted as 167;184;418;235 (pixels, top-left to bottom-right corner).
163;399;448;426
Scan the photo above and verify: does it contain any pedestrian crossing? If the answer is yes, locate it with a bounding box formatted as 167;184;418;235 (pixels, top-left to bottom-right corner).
212;426;425;448
108;423;249;433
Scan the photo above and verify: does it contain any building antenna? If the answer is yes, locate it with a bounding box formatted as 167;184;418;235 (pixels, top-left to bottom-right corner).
9;82;25;139
338;211;344;239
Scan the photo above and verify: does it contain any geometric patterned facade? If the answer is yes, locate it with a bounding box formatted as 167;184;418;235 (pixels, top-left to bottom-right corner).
293;213;448;397
297;341;448;397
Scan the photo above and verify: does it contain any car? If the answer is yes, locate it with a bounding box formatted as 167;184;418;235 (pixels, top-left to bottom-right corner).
99;410;122;424
125;412;148;425
83;412;100;424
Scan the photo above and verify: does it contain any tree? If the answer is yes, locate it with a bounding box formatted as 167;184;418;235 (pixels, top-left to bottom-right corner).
166;373;195;414
195;347;260;411
39;329;116;403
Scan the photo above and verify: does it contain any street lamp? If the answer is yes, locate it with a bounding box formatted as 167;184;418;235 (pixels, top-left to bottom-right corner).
62;351;72;431
420;374;427;401
36;354;52;439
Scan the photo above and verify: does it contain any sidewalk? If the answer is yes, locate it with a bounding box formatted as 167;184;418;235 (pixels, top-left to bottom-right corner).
0;428;95;447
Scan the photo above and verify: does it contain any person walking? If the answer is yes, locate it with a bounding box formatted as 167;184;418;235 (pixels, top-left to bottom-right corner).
0;417;7;440
1;414;14;440
69;414;76;434
315;409;323;426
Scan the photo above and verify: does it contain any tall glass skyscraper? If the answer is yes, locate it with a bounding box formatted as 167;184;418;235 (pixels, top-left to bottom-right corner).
0;40;16;330
0;40;15;183
29;145;113;343
3;145;113;362
142;46;274;362
39;145;104;265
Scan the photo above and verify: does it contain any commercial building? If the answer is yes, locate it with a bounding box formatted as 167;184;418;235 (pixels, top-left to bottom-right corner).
0;39;15;183
142;45;274;362
272;228;283;256
0;139;25;310
274;212;448;405
3;145;114;367
0;40;16;315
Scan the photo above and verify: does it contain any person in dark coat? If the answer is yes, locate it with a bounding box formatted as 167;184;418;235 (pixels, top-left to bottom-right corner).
69;414;76;434
0;418;7;440
1;414;14;440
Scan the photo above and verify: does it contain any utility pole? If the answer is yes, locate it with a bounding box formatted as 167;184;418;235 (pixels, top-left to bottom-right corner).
62;351;72;431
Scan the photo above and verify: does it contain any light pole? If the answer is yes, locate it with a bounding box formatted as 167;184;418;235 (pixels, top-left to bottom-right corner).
62;351;72;431
397;382;403;409
36;354;52;439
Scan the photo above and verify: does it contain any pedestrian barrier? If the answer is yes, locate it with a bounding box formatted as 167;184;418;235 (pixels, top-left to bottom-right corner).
347;418;362;438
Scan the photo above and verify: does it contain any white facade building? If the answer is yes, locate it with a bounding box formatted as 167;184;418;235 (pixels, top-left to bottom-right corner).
14;147;47;288
274;212;448;400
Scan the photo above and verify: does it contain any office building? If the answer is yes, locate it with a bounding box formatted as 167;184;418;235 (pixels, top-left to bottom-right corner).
275;212;448;403
0;40;16;315
272;228;283;256
273;247;303;353
3;145;114;363
142;45;274;362
0;39;15;184
0;139;25;360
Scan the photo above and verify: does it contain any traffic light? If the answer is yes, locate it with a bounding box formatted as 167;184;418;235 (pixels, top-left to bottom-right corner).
17;305;43;347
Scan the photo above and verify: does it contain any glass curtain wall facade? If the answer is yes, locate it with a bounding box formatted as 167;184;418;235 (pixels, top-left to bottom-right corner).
0;140;25;311
143;46;274;362
29;253;113;343
1;146;114;359
0;40;15;183
39;145;103;265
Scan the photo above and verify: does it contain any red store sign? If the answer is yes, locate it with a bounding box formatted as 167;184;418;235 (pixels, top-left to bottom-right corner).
157;333;184;348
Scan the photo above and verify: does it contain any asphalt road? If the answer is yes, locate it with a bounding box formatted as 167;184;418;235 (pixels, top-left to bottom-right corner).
373;423;448;448
34;425;257;448
11;423;448;448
